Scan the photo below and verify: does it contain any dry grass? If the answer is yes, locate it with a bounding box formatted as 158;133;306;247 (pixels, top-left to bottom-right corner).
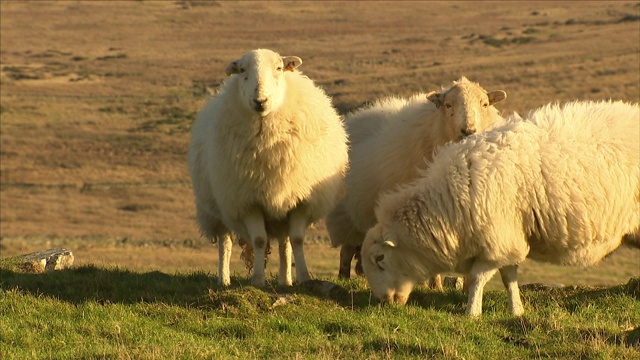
1;1;639;285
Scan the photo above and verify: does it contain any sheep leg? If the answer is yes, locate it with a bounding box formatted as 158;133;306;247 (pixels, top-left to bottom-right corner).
428;274;444;292
499;265;524;316
289;207;311;283
339;244;357;278
466;261;498;318
217;233;233;286
242;209;269;287
354;246;364;276
278;236;293;286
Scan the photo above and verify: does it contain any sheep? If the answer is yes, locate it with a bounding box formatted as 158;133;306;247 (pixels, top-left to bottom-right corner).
327;96;410;278
188;48;349;287
326;77;508;283
361;100;640;317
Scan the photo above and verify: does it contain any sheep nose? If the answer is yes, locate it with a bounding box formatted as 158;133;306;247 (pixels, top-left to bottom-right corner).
253;98;267;112
461;128;476;136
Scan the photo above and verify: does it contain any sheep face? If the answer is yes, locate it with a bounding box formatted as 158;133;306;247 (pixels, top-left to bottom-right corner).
361;224;415;305
225;49;302;117
427;78;507;139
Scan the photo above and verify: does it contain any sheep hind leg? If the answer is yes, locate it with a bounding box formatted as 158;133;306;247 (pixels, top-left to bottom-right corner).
289;207;311;283
499;265;524;317
466;261;499;318
339;244;357;278
242;209;269;287
354;246;364;276
278;236;293;286
217;233;233;286
428;274;444;292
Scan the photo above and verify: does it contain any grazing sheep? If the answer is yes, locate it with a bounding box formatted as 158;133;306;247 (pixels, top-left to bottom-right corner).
361;100;640;317
327;77;508;281
188;49;348;287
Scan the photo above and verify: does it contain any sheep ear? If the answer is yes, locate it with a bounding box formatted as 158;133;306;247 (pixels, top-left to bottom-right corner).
224;60;241;75
282;56;302;71
488;90;507;105
427;91;443;109
382;232;397;248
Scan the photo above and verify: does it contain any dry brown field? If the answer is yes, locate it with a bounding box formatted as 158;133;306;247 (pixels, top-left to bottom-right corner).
1;1;638;289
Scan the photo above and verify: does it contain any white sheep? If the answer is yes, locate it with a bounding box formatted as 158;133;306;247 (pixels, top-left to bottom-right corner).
188;48;348;287
361;100;640;317
326;77;508;281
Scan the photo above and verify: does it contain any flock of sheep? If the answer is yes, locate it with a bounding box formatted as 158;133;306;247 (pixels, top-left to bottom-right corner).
187;48;640;317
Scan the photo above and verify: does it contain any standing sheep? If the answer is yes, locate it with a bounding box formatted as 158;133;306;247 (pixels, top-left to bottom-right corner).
361;100;640;317
327;77;508;281
188;49;348;287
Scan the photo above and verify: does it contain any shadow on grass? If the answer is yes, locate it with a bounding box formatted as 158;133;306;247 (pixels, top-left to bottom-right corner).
297;278;473;315
1;265;220;307
404;287;468;315
0;265;474;316
0;265;377;311
495;279;640;351
363;338;444;357
558;278;639;313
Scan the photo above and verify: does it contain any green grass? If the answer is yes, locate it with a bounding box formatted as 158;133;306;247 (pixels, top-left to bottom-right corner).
1;262;638;359
1;2;638;357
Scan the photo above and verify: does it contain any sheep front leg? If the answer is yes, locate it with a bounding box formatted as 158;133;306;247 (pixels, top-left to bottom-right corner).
242;209;269;287
289;207;311;283
499;265;524;316
466;261;499;318
278;236;293;286
217;233;233;286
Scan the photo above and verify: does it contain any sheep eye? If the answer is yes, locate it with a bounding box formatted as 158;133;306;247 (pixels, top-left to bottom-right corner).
482;103;489;108
445;103;453;109
276;66;283;71
239;68;245;74
374;254;385;270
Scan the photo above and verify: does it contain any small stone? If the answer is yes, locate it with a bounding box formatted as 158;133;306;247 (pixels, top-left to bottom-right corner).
18;248;74;273
271;295;296;308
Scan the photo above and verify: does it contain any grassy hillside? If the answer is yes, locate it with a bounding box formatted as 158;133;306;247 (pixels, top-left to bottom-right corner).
2;261;639;359
1;1;639;358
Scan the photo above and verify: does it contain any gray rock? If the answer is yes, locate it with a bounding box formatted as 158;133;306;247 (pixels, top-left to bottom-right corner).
18;248;74;273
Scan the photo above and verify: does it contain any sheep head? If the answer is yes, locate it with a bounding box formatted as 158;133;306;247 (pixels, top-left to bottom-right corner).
361;224;415;305
427;77;507;139
225;49;302;117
